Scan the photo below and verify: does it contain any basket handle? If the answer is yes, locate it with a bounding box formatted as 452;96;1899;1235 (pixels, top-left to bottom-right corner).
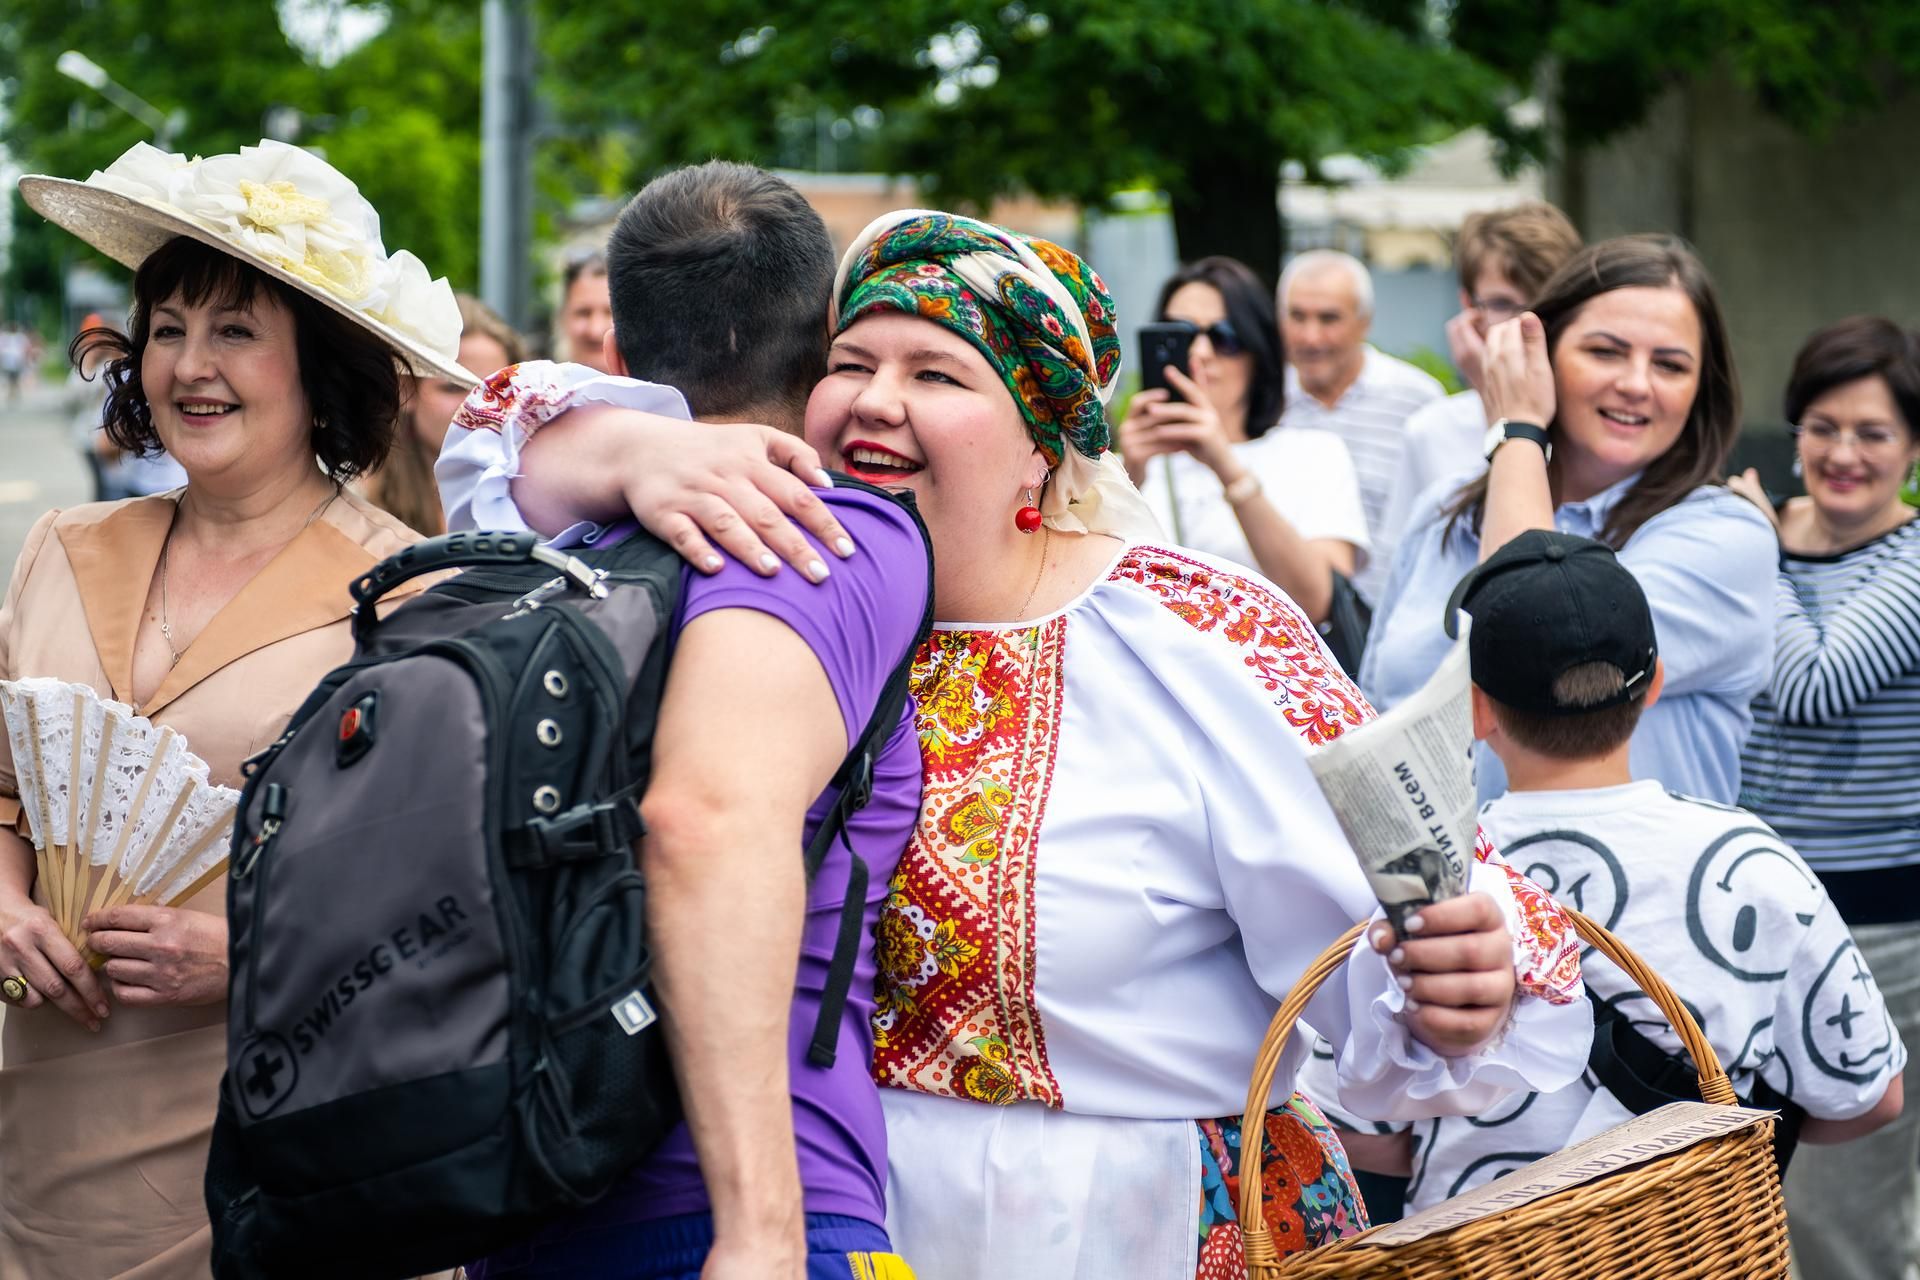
1237;905;1735;1274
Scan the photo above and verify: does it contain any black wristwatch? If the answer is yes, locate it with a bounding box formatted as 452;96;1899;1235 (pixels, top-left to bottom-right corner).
1482;418;1552;462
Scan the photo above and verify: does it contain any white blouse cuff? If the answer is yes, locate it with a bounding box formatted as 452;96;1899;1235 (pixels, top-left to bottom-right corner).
1328;861;1592;1122
434;360;692;535
1332;945;1591;1121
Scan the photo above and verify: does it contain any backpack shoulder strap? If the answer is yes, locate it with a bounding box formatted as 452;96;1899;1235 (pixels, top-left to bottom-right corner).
1589;994;1805;1172
1588;995;1706;1115
802;478;936;1069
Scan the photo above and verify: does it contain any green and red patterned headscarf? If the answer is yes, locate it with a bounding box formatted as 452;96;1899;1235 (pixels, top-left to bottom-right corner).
831;209;1156;537
832;210;1120;466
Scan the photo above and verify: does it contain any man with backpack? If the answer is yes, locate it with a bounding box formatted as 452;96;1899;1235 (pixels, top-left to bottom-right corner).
454;164;930;1279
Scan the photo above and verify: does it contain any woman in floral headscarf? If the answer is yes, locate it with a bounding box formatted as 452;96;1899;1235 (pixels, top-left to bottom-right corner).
437;207;1594;1280
819;212;1590;1279
0;140;472;1279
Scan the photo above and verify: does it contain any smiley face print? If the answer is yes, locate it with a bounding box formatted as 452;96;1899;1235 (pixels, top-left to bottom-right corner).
1686;825;1824;983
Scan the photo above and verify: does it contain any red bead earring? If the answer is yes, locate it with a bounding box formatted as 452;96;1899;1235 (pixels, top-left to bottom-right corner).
1015;489;1044;533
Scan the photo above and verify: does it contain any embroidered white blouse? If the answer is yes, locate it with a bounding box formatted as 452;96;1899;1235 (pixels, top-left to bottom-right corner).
874;542;1588;1279
433;363;1593;1280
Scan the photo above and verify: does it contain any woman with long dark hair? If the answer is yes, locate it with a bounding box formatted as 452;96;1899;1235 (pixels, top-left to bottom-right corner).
1361;235;1776;803
1119;256;1368;623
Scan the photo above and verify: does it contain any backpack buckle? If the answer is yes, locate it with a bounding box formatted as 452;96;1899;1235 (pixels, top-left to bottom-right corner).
847;751;875;811
610;989;658;1035
514;799;644;867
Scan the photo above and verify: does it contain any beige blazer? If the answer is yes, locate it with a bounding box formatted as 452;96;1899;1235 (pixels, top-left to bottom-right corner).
0;489;427;1280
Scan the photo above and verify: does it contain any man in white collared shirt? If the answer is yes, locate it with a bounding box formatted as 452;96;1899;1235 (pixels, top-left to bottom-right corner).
1275;250;1443;601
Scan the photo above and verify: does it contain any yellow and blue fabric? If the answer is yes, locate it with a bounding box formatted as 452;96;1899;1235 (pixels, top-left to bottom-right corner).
847;1248;918;1279
463;1210;915;1279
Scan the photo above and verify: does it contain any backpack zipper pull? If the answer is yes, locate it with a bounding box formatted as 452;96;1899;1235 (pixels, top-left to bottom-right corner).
240;727;296;778
235;783;287;880
502;575;567;620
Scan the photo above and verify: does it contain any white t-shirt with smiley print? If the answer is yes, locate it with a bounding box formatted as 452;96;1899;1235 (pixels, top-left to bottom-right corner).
1307;779;1906;1214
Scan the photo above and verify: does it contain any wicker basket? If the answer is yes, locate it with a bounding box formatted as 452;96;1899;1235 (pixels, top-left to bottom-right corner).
1240;907;1789;1279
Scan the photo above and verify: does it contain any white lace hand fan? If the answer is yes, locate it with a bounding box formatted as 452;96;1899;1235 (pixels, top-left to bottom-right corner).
0;677;238;965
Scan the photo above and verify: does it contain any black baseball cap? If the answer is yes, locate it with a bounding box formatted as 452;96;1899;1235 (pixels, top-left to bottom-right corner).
1444;530;1658;716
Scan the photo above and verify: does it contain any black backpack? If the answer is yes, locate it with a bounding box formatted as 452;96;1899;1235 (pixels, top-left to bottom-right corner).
207;493;932;1279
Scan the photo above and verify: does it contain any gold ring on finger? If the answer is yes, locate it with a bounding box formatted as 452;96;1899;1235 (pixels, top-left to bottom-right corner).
2;975;29;1003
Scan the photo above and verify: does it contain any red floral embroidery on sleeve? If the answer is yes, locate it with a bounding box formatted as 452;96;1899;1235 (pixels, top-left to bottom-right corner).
449;362;589;446
1475;830;1582;1006
449;363;526;435
1110;547;1372;746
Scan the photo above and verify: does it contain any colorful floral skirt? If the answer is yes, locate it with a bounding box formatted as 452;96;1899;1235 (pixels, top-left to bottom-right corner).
1194;1092;1368;1279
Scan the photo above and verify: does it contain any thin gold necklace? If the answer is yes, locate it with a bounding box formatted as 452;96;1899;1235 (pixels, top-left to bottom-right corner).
1015;527;1052;619
158;488;338;667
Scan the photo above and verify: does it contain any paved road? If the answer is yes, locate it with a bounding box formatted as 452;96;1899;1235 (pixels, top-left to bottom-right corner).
0;381;90;1059
0;382;91;577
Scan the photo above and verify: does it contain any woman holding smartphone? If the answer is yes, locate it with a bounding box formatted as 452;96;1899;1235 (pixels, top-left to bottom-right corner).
1119;257;1369;625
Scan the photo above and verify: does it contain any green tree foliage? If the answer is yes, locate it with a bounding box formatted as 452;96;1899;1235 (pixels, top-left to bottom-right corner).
0;1;300;329
0;0;481;329
535;0;1510;283
294;1;483;289
1453;0;1920;152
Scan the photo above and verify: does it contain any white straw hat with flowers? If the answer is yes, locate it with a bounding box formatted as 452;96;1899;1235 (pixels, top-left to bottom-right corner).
18;139;475;386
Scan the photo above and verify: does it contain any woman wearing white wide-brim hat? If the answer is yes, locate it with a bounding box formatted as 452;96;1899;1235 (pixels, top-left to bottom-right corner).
0;138;473;1280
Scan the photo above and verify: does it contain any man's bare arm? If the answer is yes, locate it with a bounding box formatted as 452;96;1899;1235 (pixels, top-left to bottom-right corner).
513;406;854;580
639;608;846;1275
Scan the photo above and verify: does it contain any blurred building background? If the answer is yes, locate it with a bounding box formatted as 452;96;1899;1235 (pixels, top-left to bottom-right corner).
1553;68;1920;487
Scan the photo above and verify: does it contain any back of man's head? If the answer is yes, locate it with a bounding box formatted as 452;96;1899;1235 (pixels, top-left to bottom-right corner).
1486;662;1649;762
605;162;834;425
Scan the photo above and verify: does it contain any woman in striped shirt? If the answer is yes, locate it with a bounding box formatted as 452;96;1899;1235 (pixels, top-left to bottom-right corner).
1730;315;1920;1280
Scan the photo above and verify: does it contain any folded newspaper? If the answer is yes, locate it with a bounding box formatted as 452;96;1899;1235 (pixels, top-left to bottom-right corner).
1310;616;1476;931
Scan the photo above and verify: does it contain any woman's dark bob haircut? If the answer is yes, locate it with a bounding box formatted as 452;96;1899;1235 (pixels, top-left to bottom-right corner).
71;236;404;483
1155;256;1286;438
1447;234;1740;550
1784;315;1920;440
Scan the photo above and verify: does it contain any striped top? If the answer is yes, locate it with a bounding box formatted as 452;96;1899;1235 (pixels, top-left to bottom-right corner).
1740;515;1920;922
1278;347;1444;602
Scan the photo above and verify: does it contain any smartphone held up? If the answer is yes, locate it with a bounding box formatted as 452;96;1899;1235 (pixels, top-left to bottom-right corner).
1137;321;1195;398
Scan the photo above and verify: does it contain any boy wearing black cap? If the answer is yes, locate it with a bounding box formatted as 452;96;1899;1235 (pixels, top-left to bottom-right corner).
1323;530;1904;1215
